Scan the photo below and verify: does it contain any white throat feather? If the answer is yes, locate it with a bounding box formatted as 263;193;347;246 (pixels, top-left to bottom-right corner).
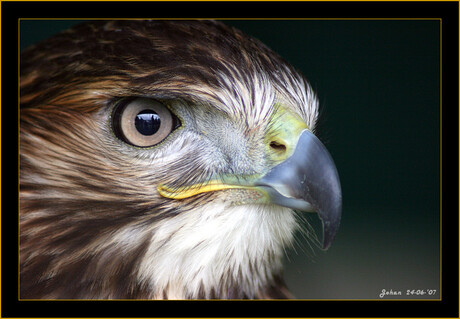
136;201;297;299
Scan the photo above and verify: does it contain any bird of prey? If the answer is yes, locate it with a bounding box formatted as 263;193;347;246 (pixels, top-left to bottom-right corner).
20;20;342;299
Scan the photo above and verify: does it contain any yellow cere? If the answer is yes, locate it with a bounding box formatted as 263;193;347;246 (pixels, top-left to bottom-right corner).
265;106;309;160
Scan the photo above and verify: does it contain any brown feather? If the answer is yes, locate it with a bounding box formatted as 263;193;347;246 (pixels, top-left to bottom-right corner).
20;20;312;299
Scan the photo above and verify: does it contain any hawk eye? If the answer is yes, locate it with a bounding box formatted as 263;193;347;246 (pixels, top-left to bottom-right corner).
112;98;180;147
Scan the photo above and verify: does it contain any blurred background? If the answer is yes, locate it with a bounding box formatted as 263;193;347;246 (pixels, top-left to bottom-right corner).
20;19;441;300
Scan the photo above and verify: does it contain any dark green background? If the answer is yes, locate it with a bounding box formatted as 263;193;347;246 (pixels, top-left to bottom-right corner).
20;19;441;299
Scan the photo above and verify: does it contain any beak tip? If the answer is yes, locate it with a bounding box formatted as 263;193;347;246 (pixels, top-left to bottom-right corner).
321;219;341;250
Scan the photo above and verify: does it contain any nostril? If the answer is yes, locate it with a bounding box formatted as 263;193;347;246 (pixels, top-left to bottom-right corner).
269;141;287;152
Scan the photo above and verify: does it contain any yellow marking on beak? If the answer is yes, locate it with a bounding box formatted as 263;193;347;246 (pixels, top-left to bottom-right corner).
157;181;244;199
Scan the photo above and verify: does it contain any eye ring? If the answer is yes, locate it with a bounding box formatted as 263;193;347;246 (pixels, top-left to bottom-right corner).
112;98;177;148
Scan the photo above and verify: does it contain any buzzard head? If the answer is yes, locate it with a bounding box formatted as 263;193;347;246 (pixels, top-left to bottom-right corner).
20;20;341;299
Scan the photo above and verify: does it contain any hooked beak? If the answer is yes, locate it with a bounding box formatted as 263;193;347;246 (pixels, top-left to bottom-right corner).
255;129;342;250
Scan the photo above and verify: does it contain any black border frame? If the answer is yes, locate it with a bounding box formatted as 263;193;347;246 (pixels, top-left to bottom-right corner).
2;1;458;318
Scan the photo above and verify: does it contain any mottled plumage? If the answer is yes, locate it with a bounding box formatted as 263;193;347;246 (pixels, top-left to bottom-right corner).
20;20;337;300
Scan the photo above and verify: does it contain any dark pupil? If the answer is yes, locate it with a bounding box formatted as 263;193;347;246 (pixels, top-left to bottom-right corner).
135;110;161;136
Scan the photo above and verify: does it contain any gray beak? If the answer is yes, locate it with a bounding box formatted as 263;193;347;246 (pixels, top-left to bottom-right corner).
256;129;342;249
